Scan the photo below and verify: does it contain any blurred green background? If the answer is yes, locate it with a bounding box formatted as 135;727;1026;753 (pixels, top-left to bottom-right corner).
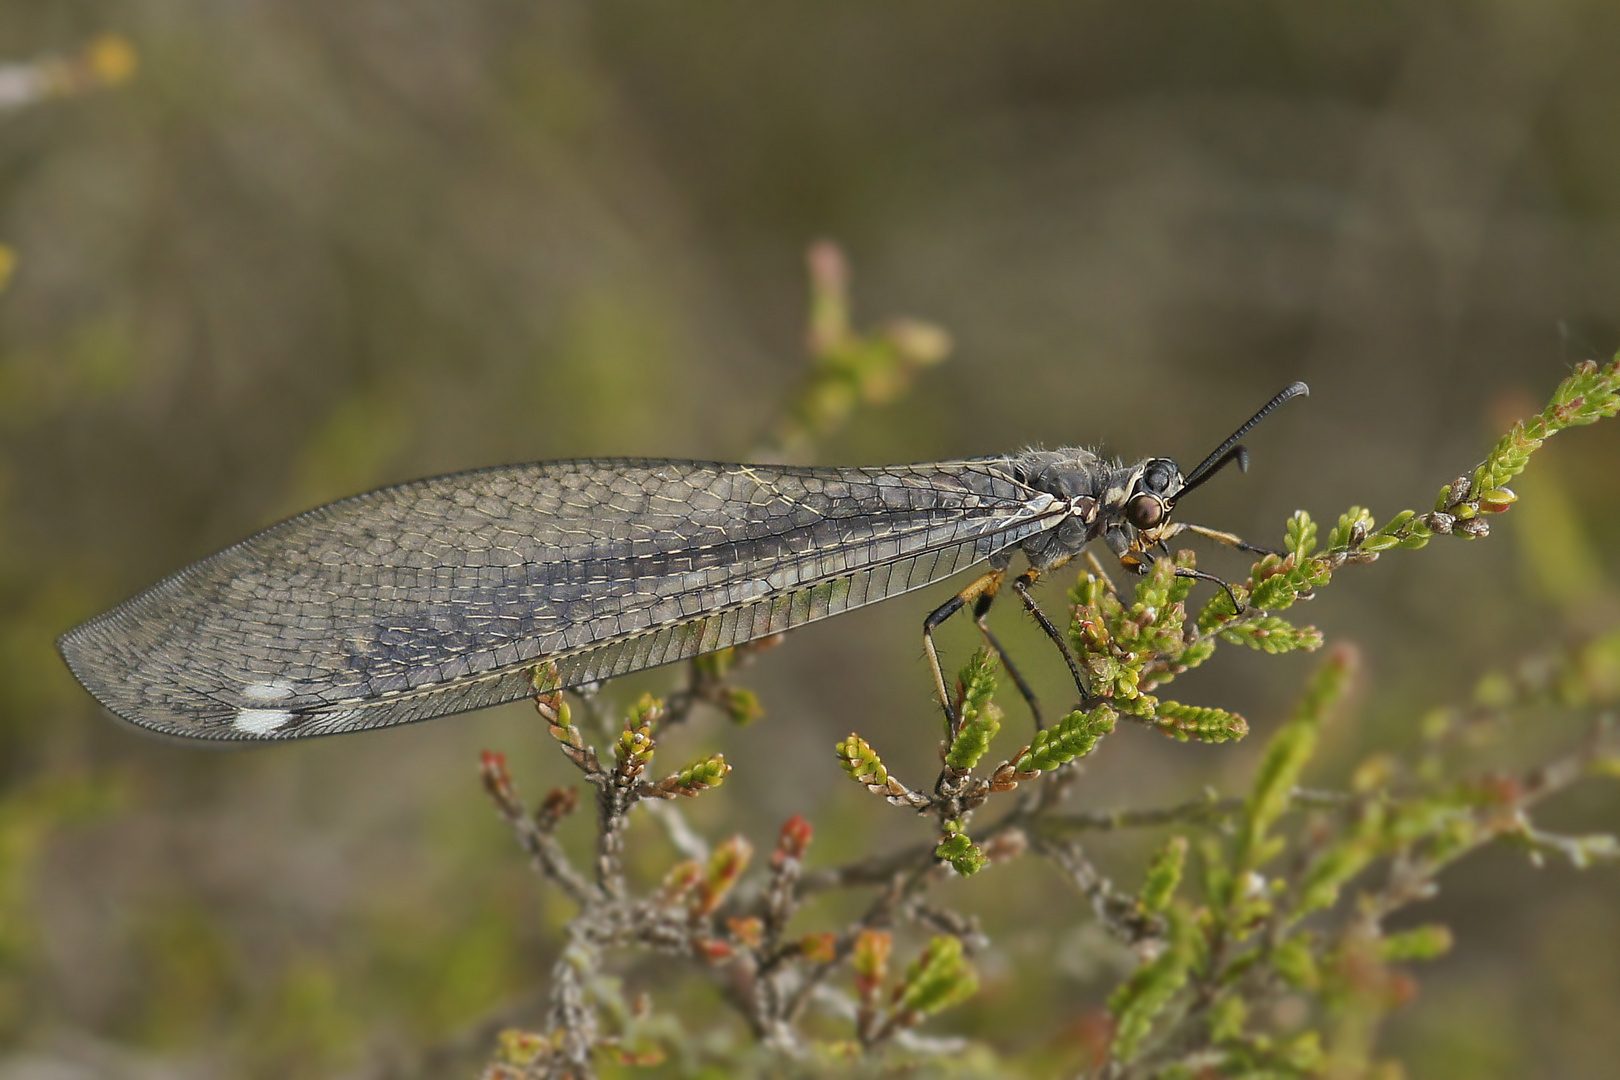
3;2;1619;1077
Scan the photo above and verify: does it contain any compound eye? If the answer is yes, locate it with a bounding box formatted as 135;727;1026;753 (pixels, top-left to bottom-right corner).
1126;494;1164;530
1141;459;1177;494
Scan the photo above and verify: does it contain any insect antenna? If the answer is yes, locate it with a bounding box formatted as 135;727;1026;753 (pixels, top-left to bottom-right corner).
1177;381;1309;500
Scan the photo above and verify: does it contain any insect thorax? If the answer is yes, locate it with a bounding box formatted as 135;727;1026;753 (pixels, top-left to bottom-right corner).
1007;448;1189;573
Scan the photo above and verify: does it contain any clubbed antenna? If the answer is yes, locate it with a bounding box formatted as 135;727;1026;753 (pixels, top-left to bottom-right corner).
1177;382;1309;500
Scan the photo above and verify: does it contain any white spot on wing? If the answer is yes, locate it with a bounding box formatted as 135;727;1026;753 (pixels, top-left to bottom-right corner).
234;708;293;736
242;680;297;701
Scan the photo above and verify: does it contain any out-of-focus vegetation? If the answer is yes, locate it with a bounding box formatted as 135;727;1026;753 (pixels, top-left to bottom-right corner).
4;3;1620;1078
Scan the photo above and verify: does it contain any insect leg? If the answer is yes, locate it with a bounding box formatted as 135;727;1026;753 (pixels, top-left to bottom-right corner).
1010;570;1093;711
1141;523;1264;612
1135;543;1251;617
923;569;1006;732
1173;565;1247;615
969;588;1046;729
1176;521;1278;557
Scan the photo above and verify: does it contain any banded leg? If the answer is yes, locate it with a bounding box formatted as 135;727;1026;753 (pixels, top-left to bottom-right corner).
1177;521;1277;557
923;567;1049;732
923;569;1003;733
1010;570;1093;711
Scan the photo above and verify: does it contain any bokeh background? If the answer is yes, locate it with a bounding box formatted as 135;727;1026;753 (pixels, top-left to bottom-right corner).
3;2;1619;1077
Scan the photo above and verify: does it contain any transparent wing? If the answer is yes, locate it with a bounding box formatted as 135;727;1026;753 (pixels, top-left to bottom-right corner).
59;457;1065;740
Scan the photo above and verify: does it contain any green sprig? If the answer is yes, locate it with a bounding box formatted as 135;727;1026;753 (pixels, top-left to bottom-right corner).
1236;646;1359;879
1326;506;1376;550
1138;836;1188;916
1472;358;1620;495
1294;805;1382;918
615;716;657;778
1379;923;1453;963
718;686;763;726
945;651;1002;772
663;754;730;795
1108;903;1194;1063
1152;700;1248;744
1014;704;1117;773
935;828;990;876
1217;615;1324;655
836;733;889;787
894;935;979;1017
695;836;752;916
1285;509;1318;558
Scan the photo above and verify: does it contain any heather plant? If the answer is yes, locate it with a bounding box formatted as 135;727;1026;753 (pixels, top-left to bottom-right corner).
474;255;1620;1079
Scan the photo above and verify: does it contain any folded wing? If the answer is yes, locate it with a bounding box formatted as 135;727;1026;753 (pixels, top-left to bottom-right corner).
59;457;1061;740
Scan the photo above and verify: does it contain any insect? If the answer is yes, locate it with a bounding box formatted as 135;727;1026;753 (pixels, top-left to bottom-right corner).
58;383;1307;741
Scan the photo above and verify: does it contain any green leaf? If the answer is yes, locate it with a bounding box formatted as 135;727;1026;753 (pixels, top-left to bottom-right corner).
954;649;999;723
1285;510;1317;558
1327;507;1375;550
615;720;656;771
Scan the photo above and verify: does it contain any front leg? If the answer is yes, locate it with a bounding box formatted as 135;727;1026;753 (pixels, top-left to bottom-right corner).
1125;544;1249;616
1177;521;1278;557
